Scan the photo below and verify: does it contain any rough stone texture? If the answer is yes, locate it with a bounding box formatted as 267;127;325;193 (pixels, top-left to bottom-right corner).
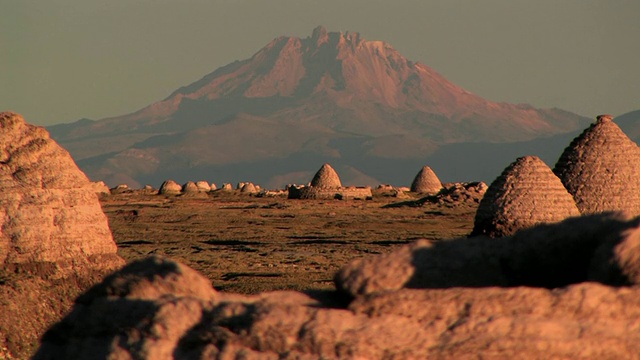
310;163;342;189
181;181;199;193
0;112;125;358
335;186;372;200
220;183;233;191
209;183;217;191
88;181;110;195
336;212;640;296
472;156;580;237
34;257;219;360
195;181;211;192
383;182;487;208
410;165;443;194
240;182;258;194
35;255;640;359
0;112;123;277
158;180;182;195
295;186;339;200
554;114;640;215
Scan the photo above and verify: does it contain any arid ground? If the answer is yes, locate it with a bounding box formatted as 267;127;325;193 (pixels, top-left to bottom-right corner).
103;190;477;294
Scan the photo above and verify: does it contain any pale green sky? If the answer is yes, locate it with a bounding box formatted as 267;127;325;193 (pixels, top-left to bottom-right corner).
2;0;639;126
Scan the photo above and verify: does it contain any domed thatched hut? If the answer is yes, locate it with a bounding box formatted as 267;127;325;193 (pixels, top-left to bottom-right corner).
471;156;580;238
553;114;640;215
310;163;342;189
410;166;443;194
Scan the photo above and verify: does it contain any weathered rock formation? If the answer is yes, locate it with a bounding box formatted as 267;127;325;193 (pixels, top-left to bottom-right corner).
158;179;182;194
87;181;110;195
335;186;373;200
472;156;580;237
0;112;123;277
384;182;487;208
336;212;640;297
410;165;443;194
0;112;124;358
35;226;640;360
554;114;640;215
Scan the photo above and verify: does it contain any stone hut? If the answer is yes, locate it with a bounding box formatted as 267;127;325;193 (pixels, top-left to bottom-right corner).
553;114;640;215
158;180;182;194
0;112;124;276
240;182;258;194
0;112;126;359
182;181;199;193
310;163;342;188
471;155;580;237
195;181;211;192
410;166;443;194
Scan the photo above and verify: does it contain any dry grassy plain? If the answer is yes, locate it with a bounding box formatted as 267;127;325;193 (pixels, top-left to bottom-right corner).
103;190;477;294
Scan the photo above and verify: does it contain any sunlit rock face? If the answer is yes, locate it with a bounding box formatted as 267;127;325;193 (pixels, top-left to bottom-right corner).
0;111;124;277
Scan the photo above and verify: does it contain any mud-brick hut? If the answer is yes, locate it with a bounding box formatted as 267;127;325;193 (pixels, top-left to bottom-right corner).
410;166;443;194
159;179;182;195
289;163;372;200
554;114;640;216
471;156;580;238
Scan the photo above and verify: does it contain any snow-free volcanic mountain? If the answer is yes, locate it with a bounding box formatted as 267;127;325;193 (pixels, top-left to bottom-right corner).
49;26;589;188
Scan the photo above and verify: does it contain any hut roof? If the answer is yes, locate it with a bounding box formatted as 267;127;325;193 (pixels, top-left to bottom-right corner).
410;166;443;194
310;163;342;189
472;155;580;238
159;180;182;194
553;114;640;215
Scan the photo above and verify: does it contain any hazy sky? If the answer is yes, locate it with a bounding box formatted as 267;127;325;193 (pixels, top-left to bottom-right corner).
3;0;639;126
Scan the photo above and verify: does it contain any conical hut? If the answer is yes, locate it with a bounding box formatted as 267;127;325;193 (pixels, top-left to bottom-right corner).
182;181;199;193
471;156;580;238
310;163;342;189
159;180;182;195
410;166;443;194
553;114;640;215
240;182;258;194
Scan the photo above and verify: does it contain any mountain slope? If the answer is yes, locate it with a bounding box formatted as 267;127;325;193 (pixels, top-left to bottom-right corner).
49;26;590;188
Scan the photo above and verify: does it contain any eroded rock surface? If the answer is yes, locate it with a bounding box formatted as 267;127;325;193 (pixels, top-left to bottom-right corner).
0;112;125;358
337;212;640;296
0;112;123;277
35;255;640;359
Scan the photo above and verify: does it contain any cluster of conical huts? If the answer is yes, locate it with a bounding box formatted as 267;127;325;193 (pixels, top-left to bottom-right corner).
472;114;640;237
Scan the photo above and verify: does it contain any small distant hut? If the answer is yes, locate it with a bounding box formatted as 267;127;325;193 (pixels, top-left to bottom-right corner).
240;182;258;194
471;156;580;238
195;181;211;192
182;181;199;193
553;114;640;215
159;180;182;195
310;163;342;188
290;163;371;200
410;166;443;194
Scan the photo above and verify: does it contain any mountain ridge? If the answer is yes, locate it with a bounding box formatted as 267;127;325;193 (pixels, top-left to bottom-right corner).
48;26;591;188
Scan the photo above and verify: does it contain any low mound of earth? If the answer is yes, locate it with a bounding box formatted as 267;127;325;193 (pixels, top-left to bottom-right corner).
48;26;589;188
35;209;640;358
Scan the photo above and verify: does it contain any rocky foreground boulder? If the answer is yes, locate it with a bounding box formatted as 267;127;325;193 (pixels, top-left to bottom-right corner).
0;112;123;277
0;112;125;358
35;212;640;359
